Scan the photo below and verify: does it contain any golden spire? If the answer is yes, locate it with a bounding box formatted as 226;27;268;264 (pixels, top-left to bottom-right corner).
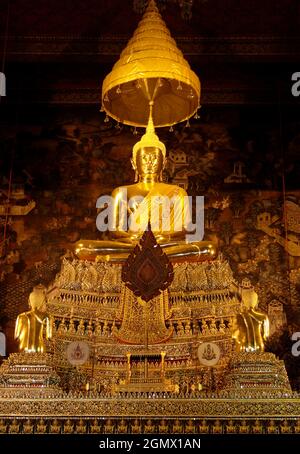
102;0;200;128
132;101;166;160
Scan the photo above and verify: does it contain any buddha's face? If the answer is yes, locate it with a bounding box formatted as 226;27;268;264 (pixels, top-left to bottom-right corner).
29;292;45;310
133;147;164;176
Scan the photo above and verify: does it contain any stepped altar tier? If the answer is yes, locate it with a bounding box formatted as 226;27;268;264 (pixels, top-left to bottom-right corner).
33;255;287;396
0;254;296;432
46;256;240;387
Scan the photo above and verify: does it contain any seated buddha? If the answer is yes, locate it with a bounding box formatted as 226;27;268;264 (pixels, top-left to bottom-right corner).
75;114;216;262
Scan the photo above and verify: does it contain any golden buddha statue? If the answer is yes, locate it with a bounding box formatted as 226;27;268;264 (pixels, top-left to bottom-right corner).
75;111;216;263
104;418;114;434
252;419;263;434
23;419;34;434
14;285;52;353
90;419;100;433
117;418;128;434
266;420;278;434
131;419;142;434
185;419;195;433
239;420;249;434
280;420;291;434
8;418;20;434
232;279;269;352
63;419;74;434
0;419;7;433
294;419;300;433
36;419;47;434
172;419;183;433
226;420;236;434
198;419;209;434
158;419;169;433
212;419;223;434
49;419;61;434
144;419;155;433
75;419;87;434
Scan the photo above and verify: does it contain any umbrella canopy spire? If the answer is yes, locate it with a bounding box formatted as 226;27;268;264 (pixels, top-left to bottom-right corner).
102;0;200;128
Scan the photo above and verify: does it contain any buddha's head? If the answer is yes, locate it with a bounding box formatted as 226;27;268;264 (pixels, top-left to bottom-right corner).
28;284;46;311
131;111;166;180
132;146;166;179
240;279;258;310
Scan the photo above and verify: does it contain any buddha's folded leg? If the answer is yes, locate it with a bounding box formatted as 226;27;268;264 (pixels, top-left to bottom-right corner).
75;239;135;260
164;241;217;260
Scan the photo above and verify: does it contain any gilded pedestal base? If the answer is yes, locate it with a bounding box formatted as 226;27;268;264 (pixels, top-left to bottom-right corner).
222;352;291;394
0;352;60;394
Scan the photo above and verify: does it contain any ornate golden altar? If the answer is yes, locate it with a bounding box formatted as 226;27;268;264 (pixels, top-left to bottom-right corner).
1;256;299;434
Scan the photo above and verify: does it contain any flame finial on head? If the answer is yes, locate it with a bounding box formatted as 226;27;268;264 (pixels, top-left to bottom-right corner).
132;102;166;161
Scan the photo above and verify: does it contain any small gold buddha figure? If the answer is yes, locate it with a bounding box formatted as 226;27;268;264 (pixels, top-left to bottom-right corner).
144;419;155;433
172;419;183;433
294;419;300;433
239;420;249;434
280;420;291;434
75;113;216;263
209;318;217;335
131;418;142;434
36;419;47;434
50;419;61;434
23;419;34;434
117;418;127;434
176;321;185;337
184;321;191;336
90;419;100;433
212;419;223;434
232;280;269;352
76;419;86;434
158;419;169;433
14;285;52;353
201;319;209;336
252;419;263;434
77;319;85;336
63;419;74;434
104;418;114;434
266;420;278;434
8;418;20;434
226;420;236;434
185;419;195;433
0;419;7;433
198;419;210;434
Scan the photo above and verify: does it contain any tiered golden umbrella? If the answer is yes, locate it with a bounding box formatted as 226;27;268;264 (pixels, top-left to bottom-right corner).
101;0;200;128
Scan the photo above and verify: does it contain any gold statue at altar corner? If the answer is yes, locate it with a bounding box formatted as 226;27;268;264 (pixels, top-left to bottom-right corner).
75;109;216;262
232;279;269;352
14;284;52;353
